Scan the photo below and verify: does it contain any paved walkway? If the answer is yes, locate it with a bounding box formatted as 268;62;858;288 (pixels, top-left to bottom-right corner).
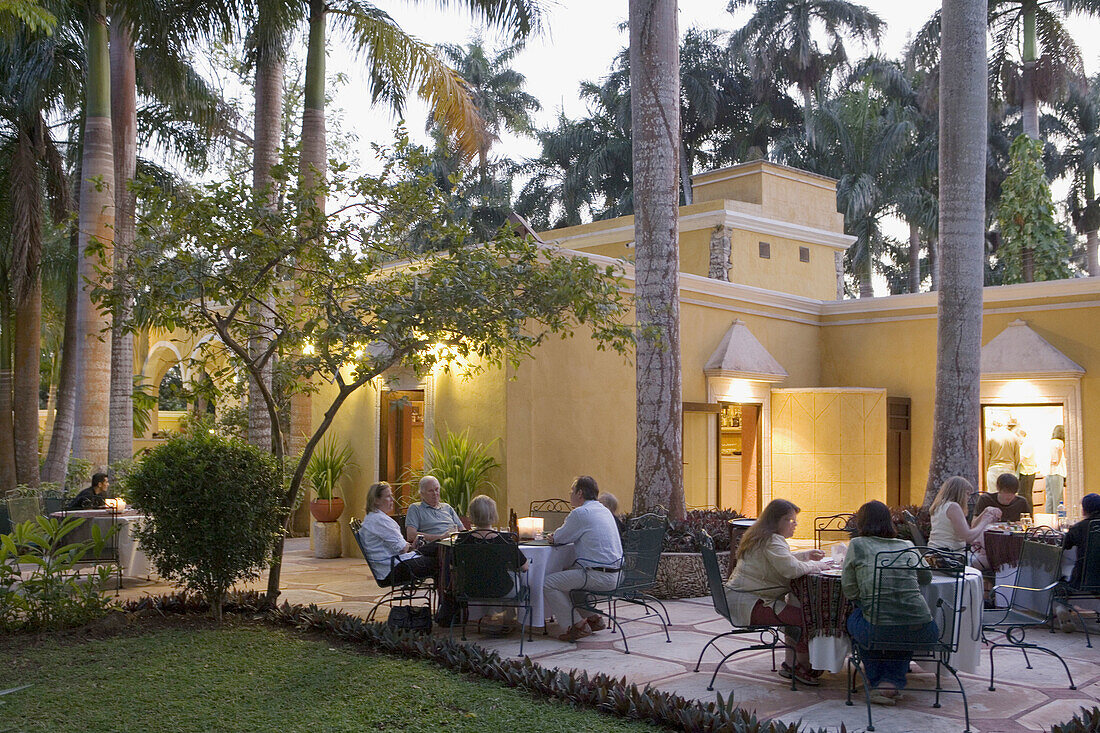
116;538;1100;733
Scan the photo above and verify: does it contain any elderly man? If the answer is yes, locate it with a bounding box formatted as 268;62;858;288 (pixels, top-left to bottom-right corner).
405;475;463;543
544;475;623;642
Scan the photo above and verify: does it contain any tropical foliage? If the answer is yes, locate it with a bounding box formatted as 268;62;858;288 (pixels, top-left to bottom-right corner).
417;429;501;516
303;435;354;501
996;133;1070;282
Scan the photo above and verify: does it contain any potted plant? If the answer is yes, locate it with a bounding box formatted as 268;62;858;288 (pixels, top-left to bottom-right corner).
413;429;500;524
305;436;354;523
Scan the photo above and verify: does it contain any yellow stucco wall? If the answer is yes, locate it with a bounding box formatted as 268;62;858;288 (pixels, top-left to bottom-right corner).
691;161;846;232
771;388;888;540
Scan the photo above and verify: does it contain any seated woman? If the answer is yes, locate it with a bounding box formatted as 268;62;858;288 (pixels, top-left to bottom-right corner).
842;500;938;706
724;499;829;686
356;481;437;586
453;495;529;630
927;476;1001;569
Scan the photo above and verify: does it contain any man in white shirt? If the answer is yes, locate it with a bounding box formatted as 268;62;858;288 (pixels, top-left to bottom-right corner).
544;476;623;642
405;476;464;543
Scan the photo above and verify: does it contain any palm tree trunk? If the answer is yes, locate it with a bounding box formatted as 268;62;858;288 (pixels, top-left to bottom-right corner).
73;0;114;468
13;281;41;487
630;0;684;521
1087;229;1099;276
0;292;15;493
923;0;986;507
42;224;81;483
929;229;939;291
247;33;284;454
908;221;921;293
679;139;692;205
10;123;43;488
1019;0;1038;282
858;247;873;298
108;20;136;467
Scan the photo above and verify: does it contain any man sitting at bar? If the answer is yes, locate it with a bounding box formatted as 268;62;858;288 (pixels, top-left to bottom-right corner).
544;475;623;642
405;475;463;543
67;473;109;510
974;473;1031;523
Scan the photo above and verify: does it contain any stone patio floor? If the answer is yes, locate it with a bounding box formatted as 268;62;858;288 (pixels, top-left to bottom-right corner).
114;538;1100;733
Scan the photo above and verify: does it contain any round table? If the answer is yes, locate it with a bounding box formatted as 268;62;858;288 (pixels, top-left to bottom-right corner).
794;567;984;674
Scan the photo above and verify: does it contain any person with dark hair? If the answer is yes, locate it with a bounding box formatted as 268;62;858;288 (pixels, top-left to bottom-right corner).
68;473;109;510
974;473;1031;523
723;498;829;685
842;500;937;705
1044;425;1067;513
544;476;622;642
1063;493;1100;589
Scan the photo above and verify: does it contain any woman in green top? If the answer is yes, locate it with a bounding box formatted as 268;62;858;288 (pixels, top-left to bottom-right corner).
842;501;938;704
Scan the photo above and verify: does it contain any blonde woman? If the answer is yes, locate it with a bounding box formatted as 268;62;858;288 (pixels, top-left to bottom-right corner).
724;499;829;685
928;476;1000;568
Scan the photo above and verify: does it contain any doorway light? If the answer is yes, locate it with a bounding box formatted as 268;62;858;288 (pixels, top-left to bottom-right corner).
991;379;1043;403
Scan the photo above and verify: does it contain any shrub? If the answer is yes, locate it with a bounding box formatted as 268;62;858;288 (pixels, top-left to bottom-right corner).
0;517;117;631
124;431;285;620
1049;706;1100;733
410;429;500;516
622;509;744;553
890;505;931;543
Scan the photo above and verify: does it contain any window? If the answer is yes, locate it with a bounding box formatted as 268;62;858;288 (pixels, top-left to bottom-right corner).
799;246;810;262
758;241;770;259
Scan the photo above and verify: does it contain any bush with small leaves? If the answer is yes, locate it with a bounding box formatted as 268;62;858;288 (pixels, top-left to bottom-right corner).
124;431;285;620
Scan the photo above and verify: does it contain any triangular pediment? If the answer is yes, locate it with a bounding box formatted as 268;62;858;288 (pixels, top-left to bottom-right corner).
704;319;788;382
981;319;1085;378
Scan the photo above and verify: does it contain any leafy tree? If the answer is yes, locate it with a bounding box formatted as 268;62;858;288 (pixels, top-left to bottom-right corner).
109;132;633;600
125;430;285;621
1050;76;1100;276
0;0;55;36
996;133;1070;282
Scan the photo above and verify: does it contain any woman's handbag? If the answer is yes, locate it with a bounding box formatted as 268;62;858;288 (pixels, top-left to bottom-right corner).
386;605;432;632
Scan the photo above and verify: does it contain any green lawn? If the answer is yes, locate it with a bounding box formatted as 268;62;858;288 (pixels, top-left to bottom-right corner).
5;623;653;732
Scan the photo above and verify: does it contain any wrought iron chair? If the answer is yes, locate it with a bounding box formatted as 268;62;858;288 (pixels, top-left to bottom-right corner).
583;512;671;654
901;509;927;546
845;547;971;733
693;529;797;692
1024;525;1064;545
0;503;9;535
529;498;571;533
814;513;855;550
449;533;532;656
983;539;1077;691
350;517;435;623
1055;519;1100;648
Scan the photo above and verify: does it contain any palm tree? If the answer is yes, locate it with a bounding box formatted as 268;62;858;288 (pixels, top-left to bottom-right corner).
630;0;683;520
436;36;541;182
923;0;988;507
514;112;603;229
728;0;884;138
72;0;114;468
1051;76;1100;276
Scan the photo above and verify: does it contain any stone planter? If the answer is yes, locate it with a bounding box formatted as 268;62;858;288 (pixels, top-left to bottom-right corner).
652;550;730;600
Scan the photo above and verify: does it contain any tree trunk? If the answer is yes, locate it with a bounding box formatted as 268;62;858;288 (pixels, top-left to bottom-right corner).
1019;0;1038;282
108;21;136;468
73;0;114;469
0;293;15;493
929;229;939;291
908;221;921;293
858;248;873;298
13;282;41;488
1087;229;1099;276
679;139;692;205
924;0;987;507
630;0;684;521
42;224;81;484
247;32;284;453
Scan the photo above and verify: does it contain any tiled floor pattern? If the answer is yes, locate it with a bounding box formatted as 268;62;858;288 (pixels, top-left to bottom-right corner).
114;538;1100;733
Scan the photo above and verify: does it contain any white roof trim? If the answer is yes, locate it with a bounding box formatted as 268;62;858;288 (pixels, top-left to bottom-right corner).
703;319;789;381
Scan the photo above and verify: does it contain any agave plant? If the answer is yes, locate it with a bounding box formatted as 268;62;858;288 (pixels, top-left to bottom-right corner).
304;436;355;501
416;430;500;516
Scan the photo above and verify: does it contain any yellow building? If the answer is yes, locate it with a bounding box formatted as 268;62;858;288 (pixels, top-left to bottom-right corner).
134;160;1099;550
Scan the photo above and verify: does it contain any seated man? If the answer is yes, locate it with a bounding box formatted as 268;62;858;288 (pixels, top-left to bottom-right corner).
405;476;463;543
67;473;109;510
544;475;623;642
1055;492;1100;631
974;473;1031;523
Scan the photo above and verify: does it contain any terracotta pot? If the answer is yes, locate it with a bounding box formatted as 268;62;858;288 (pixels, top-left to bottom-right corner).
309;497;345;523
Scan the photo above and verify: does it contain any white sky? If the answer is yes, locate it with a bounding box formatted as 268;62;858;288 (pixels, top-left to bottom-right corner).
328;1;1100;166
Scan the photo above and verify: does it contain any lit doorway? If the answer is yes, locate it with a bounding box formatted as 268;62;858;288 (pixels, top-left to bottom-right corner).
719;402;761;515
379;389;425;505
981;403;1064;509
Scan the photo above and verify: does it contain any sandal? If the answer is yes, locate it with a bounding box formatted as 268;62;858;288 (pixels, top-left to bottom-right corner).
586;615;607;631
557;623;592;643
868;691;896;706
792;664;821;686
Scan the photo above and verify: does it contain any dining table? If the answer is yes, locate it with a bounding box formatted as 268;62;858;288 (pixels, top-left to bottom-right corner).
49;509;154;579
791;566;985;674
436;537;576;628
983;529;1076;592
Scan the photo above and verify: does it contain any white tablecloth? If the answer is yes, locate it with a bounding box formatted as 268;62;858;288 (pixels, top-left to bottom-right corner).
809;567;984;674
466;543;575;627
993;547;1077;594
53;510;153;579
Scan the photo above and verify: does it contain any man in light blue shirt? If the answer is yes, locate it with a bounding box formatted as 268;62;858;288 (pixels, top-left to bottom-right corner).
545;475;623;641
405;476;463;543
